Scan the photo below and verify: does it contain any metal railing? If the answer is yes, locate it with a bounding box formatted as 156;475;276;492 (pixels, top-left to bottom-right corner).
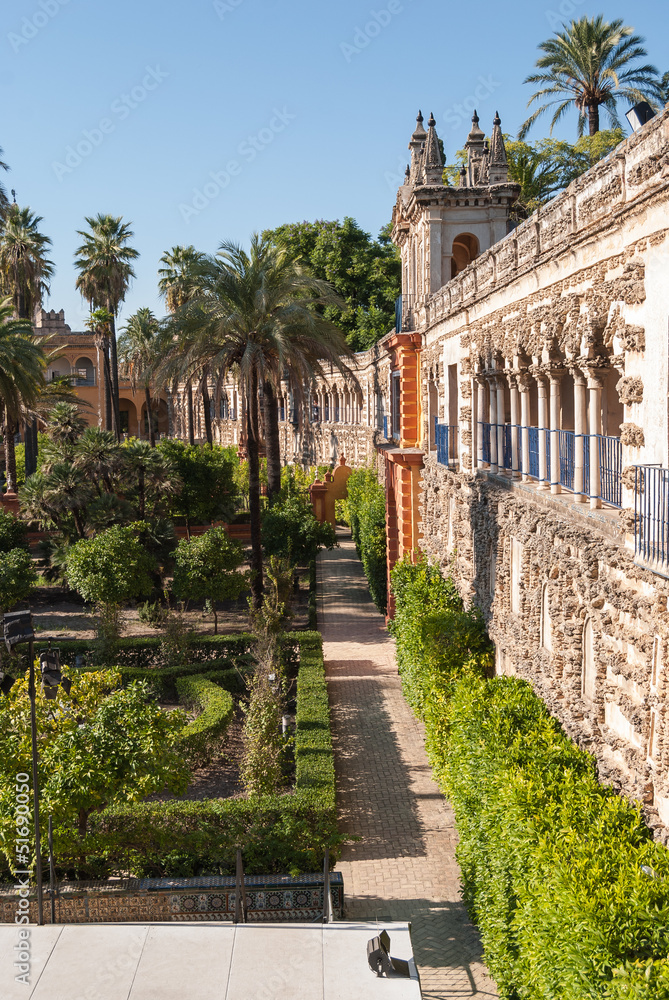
502;424;512;471
635;466;669;573
74;375;96;387
383;415;389;439
394;293;415;333
597;434;622;507
481;422;491;464
435;421;458;467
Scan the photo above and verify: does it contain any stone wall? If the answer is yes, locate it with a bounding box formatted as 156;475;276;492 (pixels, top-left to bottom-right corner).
419;454;669;842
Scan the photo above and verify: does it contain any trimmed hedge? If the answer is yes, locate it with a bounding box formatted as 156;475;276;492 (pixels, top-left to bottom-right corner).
54;632;337;878
35;633;256;670
307;558;317;630
176;676;234;762
344;467;387;612
391;555;669;1000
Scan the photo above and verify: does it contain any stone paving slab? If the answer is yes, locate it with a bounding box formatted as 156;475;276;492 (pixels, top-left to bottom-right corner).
318;531;498;1000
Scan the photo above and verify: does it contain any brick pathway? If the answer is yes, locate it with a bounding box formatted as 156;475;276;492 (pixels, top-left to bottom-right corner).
318;531;498;1000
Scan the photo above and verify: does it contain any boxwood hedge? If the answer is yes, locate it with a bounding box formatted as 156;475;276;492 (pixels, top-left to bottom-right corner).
390;554;669;1000
53;632;337;878
176;676;235;763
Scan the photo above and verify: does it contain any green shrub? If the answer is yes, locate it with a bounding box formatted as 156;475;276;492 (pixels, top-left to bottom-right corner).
0;510;28;553
0;548;38;613
343;467;387;612
172;527;247;633
176;676;234;762
48;632;337;877
34;633;257;670
262;492;336;565
391;555;669;1000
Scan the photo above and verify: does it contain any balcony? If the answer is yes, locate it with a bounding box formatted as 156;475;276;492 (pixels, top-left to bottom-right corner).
435;420;459;468
634;466;669;576
479;423;622;508
394;294;415;334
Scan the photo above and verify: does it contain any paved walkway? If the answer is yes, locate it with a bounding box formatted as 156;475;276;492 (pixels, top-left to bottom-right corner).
318;531;498;1000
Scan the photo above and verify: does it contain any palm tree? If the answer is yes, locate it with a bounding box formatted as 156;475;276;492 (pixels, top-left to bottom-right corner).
520;15;663;138
0;148;9;219
158;246;206;445
74;214;139;439
0;298;46;492
168;234;352;607
118;307;161;446
85;307;114;432
0;204;54;477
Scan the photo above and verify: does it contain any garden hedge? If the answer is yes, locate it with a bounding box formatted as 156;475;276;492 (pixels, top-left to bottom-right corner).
52;632;337;878
176;676;235;762
343;467;387;612
34;633;256;670
390;555;669;1000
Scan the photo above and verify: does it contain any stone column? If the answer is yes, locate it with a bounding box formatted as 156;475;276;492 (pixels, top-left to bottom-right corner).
476;379;485;469
536;373;549;489
549;370;562;495
588;372;603;509
496;377;506;473
518;374;531;481
488;375;498;473
573;369;588;503
509;372;520;479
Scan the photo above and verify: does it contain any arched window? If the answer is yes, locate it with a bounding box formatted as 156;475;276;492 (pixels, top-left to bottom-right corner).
451;233;480;278
582;618;596;702
74;356;95;385
540;583;552;651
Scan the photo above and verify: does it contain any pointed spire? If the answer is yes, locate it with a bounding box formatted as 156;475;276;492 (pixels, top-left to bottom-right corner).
408;109;427;186
488;111;509;183
467;110;484;142
422;111;444;184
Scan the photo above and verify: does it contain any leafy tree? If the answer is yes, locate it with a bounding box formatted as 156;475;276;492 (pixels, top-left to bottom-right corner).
0;548;37;612
157;439;236;530
261;492;336;566
0;509;28;552
520;15;663;138
266;217;401;350
0;670;188;858
118;307;162;447
172;527;247;633
661;71;669;104
74;214;139;439
66;525;157;643
121;438;181;521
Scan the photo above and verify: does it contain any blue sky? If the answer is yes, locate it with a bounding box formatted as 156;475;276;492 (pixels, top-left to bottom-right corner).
1;0;667;330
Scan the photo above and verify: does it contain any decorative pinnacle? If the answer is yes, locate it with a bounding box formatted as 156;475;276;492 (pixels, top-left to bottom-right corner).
416;109;423;124
428;112;436;127
493;110;501;126
472;109;480;124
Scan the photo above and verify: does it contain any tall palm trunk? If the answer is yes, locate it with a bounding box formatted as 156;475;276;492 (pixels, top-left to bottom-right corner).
187;383;195;445
102;338;113;432
201;372;213;448
588;102;600;135
24;422;34;478
144;384;156;447
263;378;281;500
3;418;17;493
108;307;121;440
247;367;263;610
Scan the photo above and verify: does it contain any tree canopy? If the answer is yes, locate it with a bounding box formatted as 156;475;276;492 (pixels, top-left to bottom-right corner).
264;217;400;350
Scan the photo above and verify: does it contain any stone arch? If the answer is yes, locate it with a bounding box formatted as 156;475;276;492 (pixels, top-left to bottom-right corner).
118;398;138;437
540;582;552;651
582;617;596;702
74;356;95;385
451;233;480;277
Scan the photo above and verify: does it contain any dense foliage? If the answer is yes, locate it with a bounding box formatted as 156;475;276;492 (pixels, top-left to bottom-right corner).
157;439;237;527
262;491;336;566
0;510;28;552
65;524;157;606
342;467;387;612
265;217;400;350
0;669;187;854
390;555;669;1000
172;527;247;632
0;548;37;612
14;633;336;878
175;675;235;763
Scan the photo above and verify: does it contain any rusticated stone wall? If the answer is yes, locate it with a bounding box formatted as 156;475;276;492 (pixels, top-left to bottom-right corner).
419;455;669;843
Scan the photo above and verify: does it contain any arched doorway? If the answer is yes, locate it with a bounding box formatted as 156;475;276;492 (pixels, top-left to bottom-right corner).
118;398;138;437
451;233;480;277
